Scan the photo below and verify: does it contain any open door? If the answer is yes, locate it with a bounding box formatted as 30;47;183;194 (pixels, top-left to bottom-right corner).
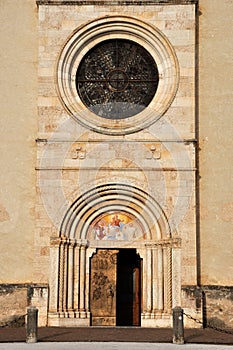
116;249;141;326
90;249;119;326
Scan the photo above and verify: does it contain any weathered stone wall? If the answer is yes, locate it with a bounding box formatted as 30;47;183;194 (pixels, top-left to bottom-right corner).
199;0;233;285
182;286;233;329
0;0;232;328
36;2;197;328
0;285;28;327
0;284;48;327
0;0;37;283
36;0;197;282
202;286;233;329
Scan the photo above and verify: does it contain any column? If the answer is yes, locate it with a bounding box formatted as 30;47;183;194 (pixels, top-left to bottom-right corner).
162;245;173;312
63;238;68;315
157;246;164;311
67;239;75;316
79;240;87;317
152;245;158;312
58;236;67;315
48;237;61;313
162;246;168;312
146;244;152;316
167;246;173;311
74;241;81;315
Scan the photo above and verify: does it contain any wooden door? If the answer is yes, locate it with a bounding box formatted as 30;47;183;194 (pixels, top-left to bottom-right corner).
132;266;141;326
90;249;118;326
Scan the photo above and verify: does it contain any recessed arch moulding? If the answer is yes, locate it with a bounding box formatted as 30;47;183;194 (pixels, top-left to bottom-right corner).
48;183;182;327
60;183;171;242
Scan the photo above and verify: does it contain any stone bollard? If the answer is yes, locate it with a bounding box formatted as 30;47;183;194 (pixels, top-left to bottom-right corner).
172;306;184;345
26;306;38;343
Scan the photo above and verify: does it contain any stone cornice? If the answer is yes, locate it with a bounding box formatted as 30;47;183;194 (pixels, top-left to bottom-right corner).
37;0;198;6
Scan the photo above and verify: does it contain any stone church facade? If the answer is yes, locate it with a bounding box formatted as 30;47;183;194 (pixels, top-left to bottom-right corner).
0;0;232;329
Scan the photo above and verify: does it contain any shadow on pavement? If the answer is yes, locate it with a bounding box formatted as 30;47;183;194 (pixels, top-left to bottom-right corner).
0;327;233;344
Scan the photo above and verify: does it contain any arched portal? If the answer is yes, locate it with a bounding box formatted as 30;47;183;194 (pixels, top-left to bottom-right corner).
48;184;182;327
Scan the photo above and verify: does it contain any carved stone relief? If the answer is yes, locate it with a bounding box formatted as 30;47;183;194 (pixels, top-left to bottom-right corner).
90;249;118;326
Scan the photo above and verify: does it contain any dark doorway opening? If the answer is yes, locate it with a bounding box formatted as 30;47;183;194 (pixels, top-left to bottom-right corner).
116;249;142;326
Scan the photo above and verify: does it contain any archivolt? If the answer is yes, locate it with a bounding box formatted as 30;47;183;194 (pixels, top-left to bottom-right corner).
60;183;171;241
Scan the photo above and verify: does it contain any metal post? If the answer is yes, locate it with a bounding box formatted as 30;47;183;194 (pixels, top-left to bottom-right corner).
172;306;184;345
26;306;38;343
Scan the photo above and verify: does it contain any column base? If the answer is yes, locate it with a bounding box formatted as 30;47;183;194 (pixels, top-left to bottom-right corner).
48;312;91;327
141;312;172;327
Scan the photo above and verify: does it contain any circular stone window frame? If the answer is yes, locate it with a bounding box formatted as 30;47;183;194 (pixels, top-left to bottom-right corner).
56;16;179;136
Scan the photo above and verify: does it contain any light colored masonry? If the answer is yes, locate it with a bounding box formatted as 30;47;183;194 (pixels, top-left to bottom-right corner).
36;0;197;327
0;0;232;329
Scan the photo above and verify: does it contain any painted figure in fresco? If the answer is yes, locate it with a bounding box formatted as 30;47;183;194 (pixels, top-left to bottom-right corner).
122;222;143;240
122;222;136;240
91;213;144;241
95;219;107;240
110;214;124;227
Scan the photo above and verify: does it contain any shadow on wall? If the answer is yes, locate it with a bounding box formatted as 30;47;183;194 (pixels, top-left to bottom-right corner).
0;284;48;327
182;286;233;329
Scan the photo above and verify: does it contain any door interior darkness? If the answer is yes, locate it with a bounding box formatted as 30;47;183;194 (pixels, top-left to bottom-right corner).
116;249;141;326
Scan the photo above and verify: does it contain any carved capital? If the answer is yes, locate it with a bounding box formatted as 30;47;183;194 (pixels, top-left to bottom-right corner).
80;239;89;248
50;236;61;248
171;237;182;248
68;238;76;247
60;235;68;245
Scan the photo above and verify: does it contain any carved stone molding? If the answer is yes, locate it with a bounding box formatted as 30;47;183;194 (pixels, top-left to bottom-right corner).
145;237;181;248
37;0;198;5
